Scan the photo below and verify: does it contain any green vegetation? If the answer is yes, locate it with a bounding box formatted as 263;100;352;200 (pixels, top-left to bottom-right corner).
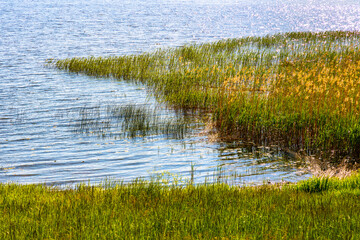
73;104;199;139
21;31;360;239
1;172;360;239
51;31;360;163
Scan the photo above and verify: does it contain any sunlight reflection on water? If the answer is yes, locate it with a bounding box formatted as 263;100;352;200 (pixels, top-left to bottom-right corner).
1;0;359;186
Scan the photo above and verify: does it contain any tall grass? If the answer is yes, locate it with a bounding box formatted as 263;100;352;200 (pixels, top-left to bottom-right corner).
51;31;360;163
1;172;360;239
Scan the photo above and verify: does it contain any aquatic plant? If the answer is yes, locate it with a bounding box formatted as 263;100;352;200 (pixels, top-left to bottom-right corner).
52;31;360;163
72;104;198;140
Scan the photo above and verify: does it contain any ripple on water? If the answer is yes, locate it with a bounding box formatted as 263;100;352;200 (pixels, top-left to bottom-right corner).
2;0;360;185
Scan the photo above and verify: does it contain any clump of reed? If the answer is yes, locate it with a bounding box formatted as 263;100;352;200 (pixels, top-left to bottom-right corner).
295;170;360;193
52;31;360;163
72;104;198;139
1;171;360;239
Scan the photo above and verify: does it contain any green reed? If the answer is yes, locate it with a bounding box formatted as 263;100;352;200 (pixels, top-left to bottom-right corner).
52;31;360;162
1;171;360;239
72;104;198;140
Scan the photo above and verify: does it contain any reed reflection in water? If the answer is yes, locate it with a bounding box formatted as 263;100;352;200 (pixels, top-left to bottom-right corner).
69;104;309;185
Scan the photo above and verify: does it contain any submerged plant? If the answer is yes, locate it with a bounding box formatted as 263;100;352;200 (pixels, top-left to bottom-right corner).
72;104;199;140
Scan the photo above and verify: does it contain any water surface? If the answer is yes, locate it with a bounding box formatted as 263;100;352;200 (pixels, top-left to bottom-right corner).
1;0;360;186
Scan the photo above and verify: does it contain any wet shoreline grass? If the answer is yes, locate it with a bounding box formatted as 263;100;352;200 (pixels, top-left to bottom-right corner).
1;172;360;239
51;31;360;165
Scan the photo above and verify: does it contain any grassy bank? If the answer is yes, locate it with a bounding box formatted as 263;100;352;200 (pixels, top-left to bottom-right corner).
52;31;360;163
1;172;360;239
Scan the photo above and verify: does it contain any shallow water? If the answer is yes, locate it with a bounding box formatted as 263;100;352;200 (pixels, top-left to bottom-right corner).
1;0;360;186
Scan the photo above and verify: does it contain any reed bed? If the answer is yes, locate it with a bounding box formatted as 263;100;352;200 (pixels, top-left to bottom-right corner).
52;31;360;163
72;104;198;140
1;172;360;239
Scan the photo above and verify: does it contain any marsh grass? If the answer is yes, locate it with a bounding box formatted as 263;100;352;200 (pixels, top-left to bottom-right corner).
1;172;360;239
52;31;360;163
72;104;200;140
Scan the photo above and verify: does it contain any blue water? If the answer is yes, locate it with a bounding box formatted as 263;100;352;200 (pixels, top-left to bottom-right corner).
1;0;359;186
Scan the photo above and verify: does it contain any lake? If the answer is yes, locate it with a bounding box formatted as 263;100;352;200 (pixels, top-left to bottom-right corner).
1;0;359;186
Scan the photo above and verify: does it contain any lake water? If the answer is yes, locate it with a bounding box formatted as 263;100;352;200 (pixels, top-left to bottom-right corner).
1;0;360;186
